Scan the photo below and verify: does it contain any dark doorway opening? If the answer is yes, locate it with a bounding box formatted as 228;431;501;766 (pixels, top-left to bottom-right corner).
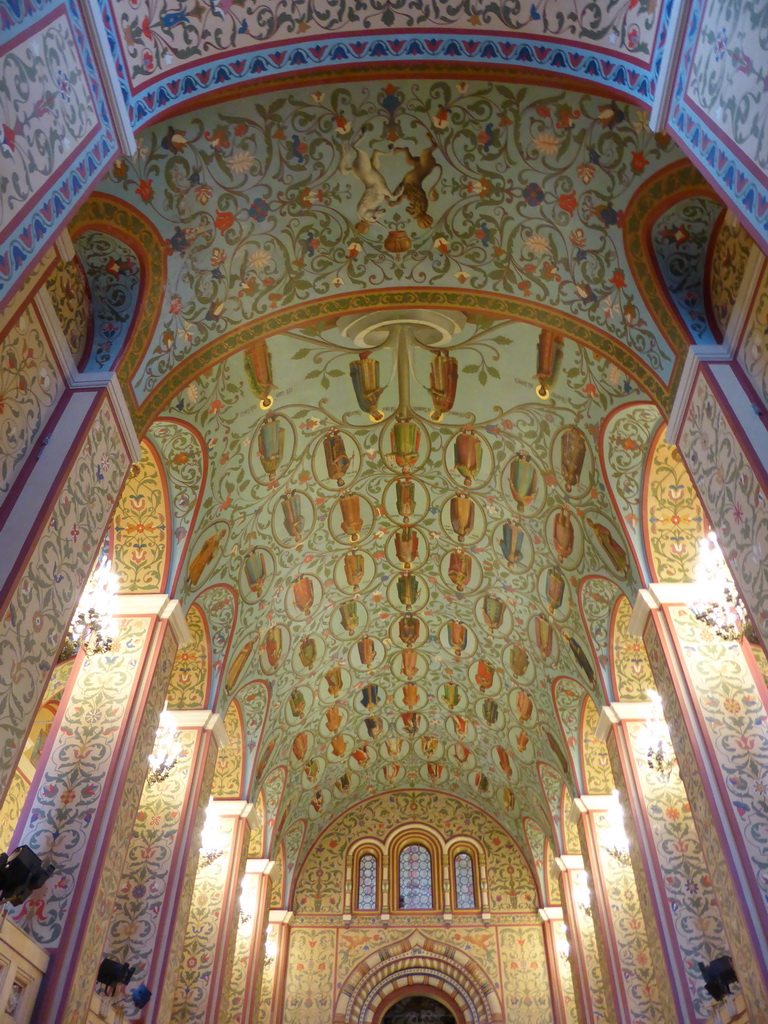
381;995;457;1024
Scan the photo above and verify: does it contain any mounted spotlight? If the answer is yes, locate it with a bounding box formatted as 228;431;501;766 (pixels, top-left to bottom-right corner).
698;956;738;1002
689;532;754;643
147;704;183;786
97;958;136;997
0;846;54;905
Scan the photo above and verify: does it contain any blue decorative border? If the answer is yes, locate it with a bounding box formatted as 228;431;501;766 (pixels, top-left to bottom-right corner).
0;0;119;302
96;16;658;129
669;0;768;250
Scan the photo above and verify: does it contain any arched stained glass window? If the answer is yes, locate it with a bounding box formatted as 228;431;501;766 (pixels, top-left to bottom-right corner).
399;843;433;909
357;853;377;911
454;852;476;909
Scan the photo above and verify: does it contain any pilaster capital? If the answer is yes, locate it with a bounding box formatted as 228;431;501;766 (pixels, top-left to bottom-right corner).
571;794;614;822
247;858;277;879
115;593;173;617
629;584;697;636
210;799;256;824
538;906;564;922
555;855;584;873
596;701;655;741
163;599;193;647
268;909;294;926
667;344;735;445
170;710;228;747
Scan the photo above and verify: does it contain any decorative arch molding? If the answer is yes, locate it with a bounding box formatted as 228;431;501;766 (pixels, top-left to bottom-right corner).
332;931;503;1024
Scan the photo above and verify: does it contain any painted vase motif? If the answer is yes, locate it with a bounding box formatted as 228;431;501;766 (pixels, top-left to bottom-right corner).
245;338;274;408
500;521;525;568
343;550;365;590
586;517;628;575
323;430;351;486
395;477;416;520
450;491;474;541
244;550;267;594
560;425;587;492
350;352;383;420
292;575;314;616
289;688;306;718
441;683;460;709
454;429;482;486
396;572;419;608
257;416;284;479
475;661;495;690
448;548;472;591
400;648;418;680
339;601;359;635
339;491;363;541
429;349;458;420
535;614;553;658
552;507;574;562
545;568;565;614
391;420;420;469
535;328;563;399
482;594;505;632
449;620;468;655
281;492;305;542
399;614;420;646
428;762;444;780
482;699;499;725
298;637;317;669
395;526;419;568
357;635;376;668
360;683;379;708
265;625;283;668
508;453;538;513
325;666;343;695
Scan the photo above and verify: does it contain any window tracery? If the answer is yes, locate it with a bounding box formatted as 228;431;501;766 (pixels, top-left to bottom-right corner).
357;852;378;911
398;843;433;910
454;852;476;909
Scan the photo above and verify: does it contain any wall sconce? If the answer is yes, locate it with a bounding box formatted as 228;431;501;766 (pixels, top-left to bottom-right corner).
573;871;593;919
199;801;225;868
689;531;753;643
604;791;632;868
644;690;677;780
0;846;54;905
264;923;277;967
59;554;119;661
147;704;183;786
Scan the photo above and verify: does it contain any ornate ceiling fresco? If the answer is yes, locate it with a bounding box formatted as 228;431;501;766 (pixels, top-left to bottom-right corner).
88;74;718;879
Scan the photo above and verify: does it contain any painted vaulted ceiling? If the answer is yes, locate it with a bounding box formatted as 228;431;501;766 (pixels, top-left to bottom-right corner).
72;71;728;877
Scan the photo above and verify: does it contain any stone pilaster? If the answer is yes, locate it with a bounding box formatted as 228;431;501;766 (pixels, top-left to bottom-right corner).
637;585;768;1021
572;795;666;1024
598;700;728;1023
223;858;276;1024
556;855;612;1024
9;595;185;1024
104;710;228;1024
539;906;578;1024
170;800;255;1024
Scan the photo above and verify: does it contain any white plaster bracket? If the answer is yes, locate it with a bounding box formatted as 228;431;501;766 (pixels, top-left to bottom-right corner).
538;906;564;922
554;855;584;873
268;909;294;926
55;228;77;264
161;598;193;647
723;243;766;355
596;701;656;741
247;858;277;879
628;588;658;637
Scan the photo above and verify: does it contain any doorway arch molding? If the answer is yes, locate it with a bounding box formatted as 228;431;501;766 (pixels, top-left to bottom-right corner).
332;930;503;1024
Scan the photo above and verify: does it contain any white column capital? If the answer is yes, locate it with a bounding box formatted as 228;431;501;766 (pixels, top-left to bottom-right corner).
629;584;698;636
571;795;614;822
596;701;656;741
268;909;294;925
538;906;564;922
171;710;228;748
555;855;584;873
667;345;734;445
247;858;277;879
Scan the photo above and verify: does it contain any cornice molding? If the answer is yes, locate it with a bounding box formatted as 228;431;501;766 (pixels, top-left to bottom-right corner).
538;906;564;922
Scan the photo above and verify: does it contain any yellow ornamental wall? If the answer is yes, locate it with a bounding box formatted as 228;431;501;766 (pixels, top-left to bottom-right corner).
285;792;553;1024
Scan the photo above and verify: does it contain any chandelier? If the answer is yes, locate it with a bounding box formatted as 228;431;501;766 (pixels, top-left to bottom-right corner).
263;924;277;967
147;705;183;786
59;554;119;661
604;791;632;868
689;532;752;643
199;802;225;868
573;871;593;919
645;691;677;780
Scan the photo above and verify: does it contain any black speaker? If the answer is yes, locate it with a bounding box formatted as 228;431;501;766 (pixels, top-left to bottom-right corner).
698;956;738;1002
97;958;136;996
0;846;54;906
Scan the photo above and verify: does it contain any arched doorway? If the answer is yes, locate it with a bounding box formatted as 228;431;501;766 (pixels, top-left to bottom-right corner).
380;994;458;1024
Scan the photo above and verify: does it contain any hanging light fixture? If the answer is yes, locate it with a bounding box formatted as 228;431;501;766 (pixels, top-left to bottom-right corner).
644;690;677;780
604;791;632;867
556;936;570;963
264;923;277;967
689;531;752;643
199;801;225;868
573;870;593;919
147;705;183;787
59;554;119;661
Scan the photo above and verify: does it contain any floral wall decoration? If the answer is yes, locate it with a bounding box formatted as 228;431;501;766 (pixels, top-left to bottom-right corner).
112;440;170;593
73;230;142;372
610;594;655;701
166;603;209;709
212;699;245;798
44;255;90;362
103;78;688;410
708;210;755;338
737;262;768;414
644;426;706;585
